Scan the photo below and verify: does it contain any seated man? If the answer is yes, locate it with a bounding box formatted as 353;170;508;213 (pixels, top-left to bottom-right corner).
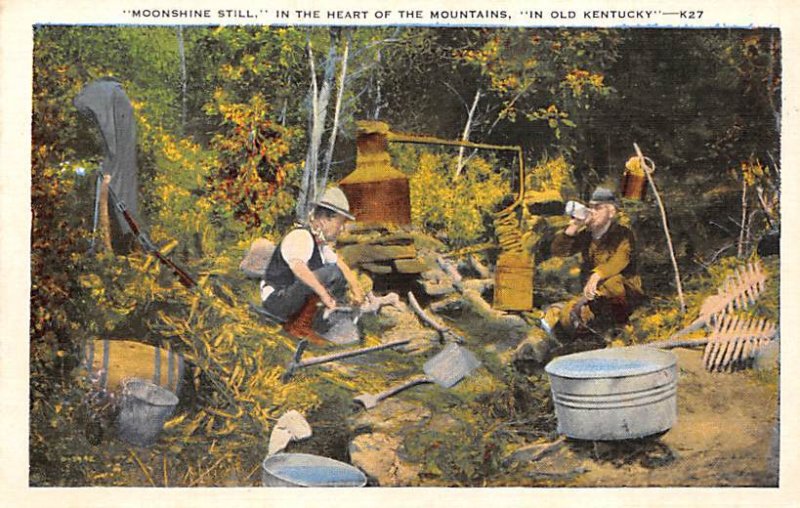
542;187;643;341
261;186;364;343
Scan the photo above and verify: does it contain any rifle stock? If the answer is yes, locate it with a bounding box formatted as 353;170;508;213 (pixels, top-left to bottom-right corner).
112;195;197;288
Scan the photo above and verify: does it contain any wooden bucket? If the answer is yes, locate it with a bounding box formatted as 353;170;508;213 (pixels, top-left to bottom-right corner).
621;171;647;201
81;339;185;395
493;252;534;311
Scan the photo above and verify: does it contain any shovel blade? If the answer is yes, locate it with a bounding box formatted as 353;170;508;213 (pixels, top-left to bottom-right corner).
353;394;378;410
423;343;481;388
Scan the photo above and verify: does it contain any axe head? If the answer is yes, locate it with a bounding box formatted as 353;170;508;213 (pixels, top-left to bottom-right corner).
281;340;308;382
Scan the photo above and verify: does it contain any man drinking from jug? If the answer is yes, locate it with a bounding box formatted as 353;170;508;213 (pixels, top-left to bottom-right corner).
541;187;644;341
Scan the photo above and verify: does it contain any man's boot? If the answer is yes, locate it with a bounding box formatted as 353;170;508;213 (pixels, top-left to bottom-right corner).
283;296;328;346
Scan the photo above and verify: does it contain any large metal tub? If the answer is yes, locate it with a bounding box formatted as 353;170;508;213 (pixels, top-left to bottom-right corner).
261;453;367;487
545;346;678;440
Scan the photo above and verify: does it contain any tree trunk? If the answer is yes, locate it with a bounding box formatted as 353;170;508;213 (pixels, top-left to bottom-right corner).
373;49;383;119
738;176;747;258
295;41;318;221
176;26;187;135
320;37;349;194
296;31;337;221
456;89;481;177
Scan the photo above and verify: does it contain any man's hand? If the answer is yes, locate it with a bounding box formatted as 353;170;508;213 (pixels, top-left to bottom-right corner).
583;272;602;300
565;217;586;237
320;292;337;311
349;286;365;306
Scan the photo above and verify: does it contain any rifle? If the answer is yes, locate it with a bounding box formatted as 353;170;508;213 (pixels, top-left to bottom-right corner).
107;186;197;288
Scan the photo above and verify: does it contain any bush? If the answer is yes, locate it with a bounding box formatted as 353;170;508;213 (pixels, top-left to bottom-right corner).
393;145;510;248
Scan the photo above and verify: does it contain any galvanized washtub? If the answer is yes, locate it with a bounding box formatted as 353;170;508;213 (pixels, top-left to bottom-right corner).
261;453;367;487
545;346;678;440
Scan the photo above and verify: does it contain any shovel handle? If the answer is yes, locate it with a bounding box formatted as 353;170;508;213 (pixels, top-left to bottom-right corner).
298;338;411;368
372;376;431;404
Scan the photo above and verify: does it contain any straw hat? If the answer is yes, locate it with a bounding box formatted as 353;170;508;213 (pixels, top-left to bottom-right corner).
314;187;355;220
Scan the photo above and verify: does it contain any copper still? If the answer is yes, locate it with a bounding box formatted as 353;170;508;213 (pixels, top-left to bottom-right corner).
339;121;411;225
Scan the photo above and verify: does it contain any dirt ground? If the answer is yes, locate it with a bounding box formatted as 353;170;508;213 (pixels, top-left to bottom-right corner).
553;347;779;487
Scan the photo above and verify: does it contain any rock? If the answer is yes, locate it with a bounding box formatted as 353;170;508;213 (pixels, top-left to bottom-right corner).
512;329;556;371
268;410;312;455
420;279;456;296
345;223;394;234
420;266;446;281
461;288;528;337
754;340;779;372
337;230;383;245
352;399;431;433
378;305;439;351
378;232;415;246
339;244;417;264
239;238;275;279
394;258;433;274
349;433;421;486
429;295;463;313
361;262;394;275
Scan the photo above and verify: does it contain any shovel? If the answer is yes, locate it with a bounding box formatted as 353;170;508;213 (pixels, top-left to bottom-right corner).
282;338;411;382
353;343;481;410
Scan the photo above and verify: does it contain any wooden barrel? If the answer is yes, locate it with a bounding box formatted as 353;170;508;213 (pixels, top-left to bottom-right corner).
80;339;185;395
493;252;534;311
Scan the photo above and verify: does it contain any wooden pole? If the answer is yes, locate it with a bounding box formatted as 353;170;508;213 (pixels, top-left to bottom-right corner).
98;174;113;252
634;143;686;314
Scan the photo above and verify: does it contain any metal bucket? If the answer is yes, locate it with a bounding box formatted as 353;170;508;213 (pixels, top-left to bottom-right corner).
545;346;677;440
117;379;178;447
261;453;367;487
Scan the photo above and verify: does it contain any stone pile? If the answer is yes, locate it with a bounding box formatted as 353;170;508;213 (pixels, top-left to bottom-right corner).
336;223;446;293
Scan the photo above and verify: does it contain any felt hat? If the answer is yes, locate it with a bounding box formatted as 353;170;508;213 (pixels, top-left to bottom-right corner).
314;186;355;220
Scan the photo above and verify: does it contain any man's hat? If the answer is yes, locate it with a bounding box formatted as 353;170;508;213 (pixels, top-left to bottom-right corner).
314;186;355;220
589;187;617;206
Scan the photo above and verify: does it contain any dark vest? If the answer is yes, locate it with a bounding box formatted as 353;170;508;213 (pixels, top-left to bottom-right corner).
263;228;324;289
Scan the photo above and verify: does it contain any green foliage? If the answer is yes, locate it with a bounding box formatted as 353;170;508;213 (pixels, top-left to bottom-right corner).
393;146;510;248
454;28;621;147
204;93;302;234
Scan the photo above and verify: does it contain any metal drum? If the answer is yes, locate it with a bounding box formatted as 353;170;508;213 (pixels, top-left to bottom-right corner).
545;346;678;440
261;453;367;487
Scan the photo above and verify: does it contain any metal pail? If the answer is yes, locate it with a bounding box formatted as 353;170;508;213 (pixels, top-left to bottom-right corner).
116;379;178;447
545;346;677;440
261;453;367;487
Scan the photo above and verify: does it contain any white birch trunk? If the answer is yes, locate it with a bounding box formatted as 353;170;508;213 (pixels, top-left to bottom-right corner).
456;89;481;177
320;38;349;194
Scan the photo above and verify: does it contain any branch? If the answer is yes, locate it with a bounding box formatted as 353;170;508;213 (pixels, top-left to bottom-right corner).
407;292;465;344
